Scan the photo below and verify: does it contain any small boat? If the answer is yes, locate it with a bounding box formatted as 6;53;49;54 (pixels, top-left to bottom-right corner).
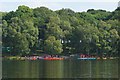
38;57;44;60
102;57;107;60
97;57;100;60
77;58;96;60
20;57;26;60
44;57;64;60
31;57;37;60
109;57;114;59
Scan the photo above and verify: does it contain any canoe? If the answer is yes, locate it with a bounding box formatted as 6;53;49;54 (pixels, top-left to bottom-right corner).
44;57;64;60
77;58;96;60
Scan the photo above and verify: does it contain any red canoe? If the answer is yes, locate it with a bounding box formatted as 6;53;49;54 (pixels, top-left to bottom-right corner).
44;57;64;60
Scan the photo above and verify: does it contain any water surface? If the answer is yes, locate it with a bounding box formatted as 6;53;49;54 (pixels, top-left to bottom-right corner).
2;59;118;78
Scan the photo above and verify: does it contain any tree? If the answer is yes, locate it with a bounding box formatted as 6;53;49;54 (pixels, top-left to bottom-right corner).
44;36;63;54
2;6;38;55
2;5;119;56
46;16;63;39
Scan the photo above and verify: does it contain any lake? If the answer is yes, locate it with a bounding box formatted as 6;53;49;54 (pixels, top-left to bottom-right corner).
2;59;118;78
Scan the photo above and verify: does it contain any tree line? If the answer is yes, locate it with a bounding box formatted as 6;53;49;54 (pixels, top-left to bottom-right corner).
1;5;120;56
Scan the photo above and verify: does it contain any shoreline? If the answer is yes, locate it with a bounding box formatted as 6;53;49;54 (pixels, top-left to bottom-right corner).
2;56;119;60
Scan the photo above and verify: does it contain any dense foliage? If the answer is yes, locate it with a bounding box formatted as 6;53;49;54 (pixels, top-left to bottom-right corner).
2;5;120;56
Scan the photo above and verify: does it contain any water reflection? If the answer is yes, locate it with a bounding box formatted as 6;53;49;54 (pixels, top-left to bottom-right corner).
43;61;64;78
2;59;118;78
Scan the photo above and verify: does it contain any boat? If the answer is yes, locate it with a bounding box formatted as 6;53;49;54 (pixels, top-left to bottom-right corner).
38;57;44;60
97;57;101;60
102;57;107;60
77;57;96;60
44;57;64;60
20;57;26;60
109;57;114;59
31;57;37;60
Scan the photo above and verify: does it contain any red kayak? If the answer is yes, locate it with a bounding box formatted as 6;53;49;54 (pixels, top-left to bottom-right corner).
44;57;64;60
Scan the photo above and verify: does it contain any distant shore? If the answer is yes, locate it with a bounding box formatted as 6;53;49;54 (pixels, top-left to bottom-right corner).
2;55;119;61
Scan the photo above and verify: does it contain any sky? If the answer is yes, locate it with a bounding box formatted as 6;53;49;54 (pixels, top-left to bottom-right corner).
0;0;120;12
